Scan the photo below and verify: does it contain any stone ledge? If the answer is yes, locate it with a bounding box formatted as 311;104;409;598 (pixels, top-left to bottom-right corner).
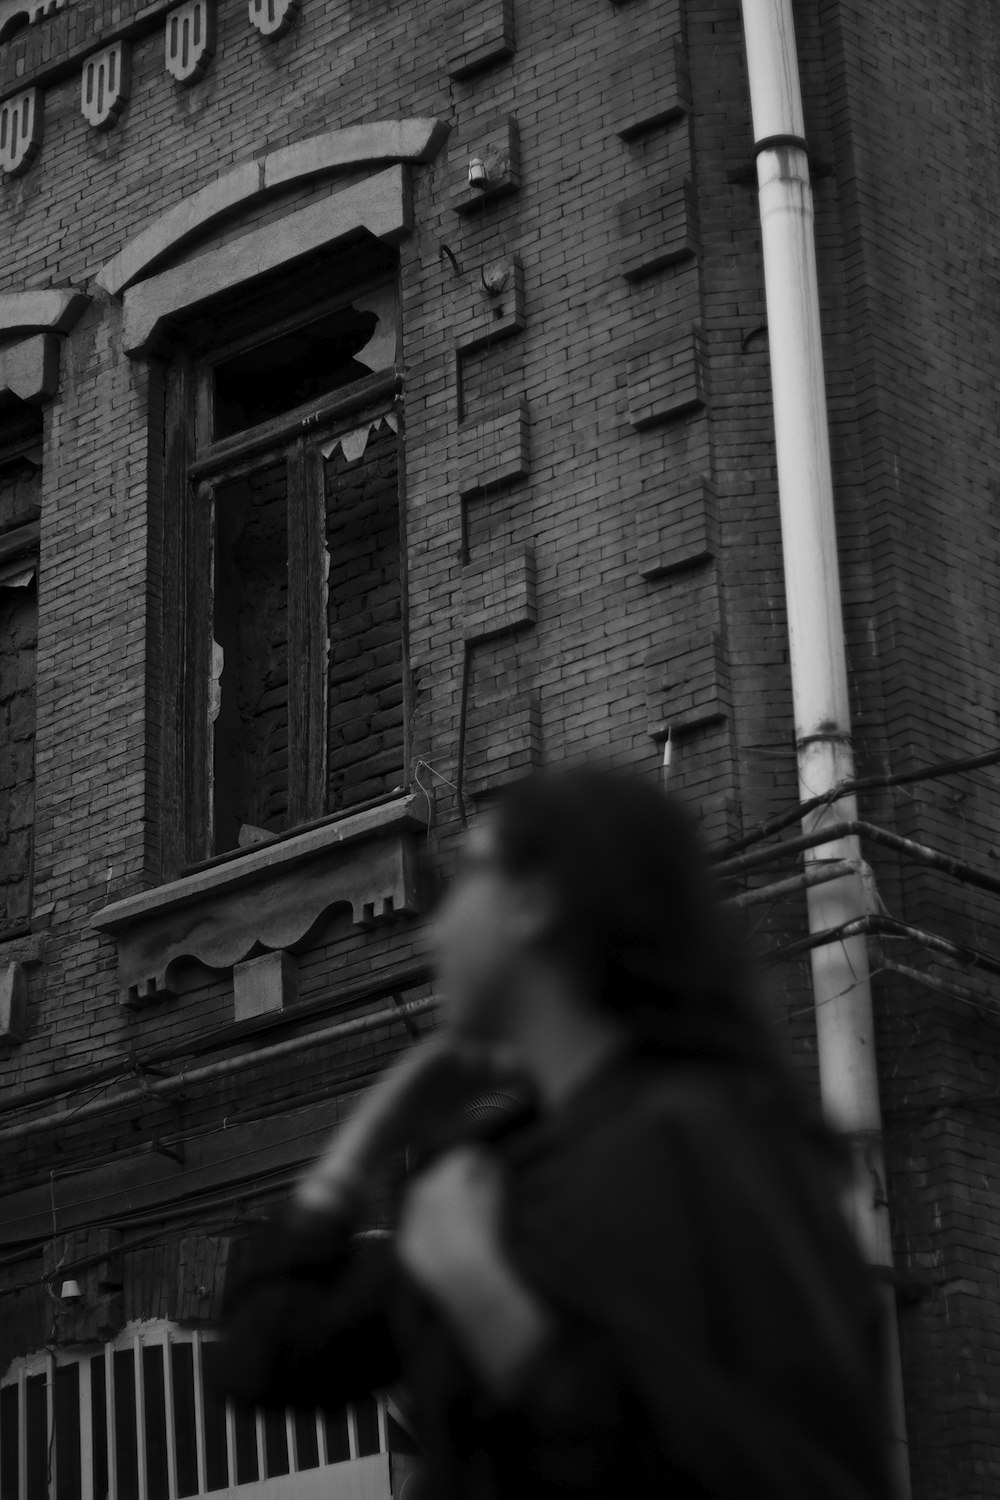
91;794;427;1007
0;333;59;404
0;289;89;335
0;932;45;965
97;119;448;295
121;164;411;355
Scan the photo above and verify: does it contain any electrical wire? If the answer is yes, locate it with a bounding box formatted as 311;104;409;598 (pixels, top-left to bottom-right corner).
712;745;1000;859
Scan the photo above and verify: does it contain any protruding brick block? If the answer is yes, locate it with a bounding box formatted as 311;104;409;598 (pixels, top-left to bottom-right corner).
619;178;698;281
461;547;536;642
609;37;689;139
458;395;529;497
645;633;730;738
233;949;297;1021
447;0;514;79
627;327;705;429
465;690;541;797
453;255;525;354
450;116;520;214
635;476;717;579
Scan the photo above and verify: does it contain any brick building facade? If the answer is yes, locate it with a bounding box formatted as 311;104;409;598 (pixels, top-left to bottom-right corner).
0;1;998;1495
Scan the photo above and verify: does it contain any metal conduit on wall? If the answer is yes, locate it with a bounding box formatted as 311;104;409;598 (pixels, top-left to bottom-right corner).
737;1;910;1492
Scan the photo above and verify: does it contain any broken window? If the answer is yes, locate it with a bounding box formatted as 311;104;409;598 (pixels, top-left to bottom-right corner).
0;403;40;935
166;259;407;864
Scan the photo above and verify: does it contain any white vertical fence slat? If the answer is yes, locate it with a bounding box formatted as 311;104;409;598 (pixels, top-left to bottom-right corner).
253;1413;265;1484
79;1358;94;1500
190;1335;206;1498
45;1354;55;1500
133;1334;147;1500
224;1402;237;1490
162;1335;177;1500
104;1344;116;1500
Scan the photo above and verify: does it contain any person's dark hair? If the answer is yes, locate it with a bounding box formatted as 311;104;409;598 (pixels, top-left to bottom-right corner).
490;766;819;1126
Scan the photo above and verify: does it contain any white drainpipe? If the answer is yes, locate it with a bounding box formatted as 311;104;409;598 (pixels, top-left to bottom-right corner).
738;2;910;1493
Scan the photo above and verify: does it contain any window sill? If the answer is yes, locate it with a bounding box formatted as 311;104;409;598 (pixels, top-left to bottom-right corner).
91;793;428;1008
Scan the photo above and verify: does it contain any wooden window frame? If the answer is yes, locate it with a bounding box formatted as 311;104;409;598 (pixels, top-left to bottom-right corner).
158;270;409;877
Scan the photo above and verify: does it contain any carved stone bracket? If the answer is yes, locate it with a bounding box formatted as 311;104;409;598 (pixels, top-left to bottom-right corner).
165;0;214;85
91;795;427;1007
0;333;58;404
248;0;298;38
0;88;42;176
81;40;131;129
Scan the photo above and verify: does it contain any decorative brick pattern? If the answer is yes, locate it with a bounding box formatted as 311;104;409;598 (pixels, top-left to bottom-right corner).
626;326;705;429
457;395;529;498
447;0;513;79
619;177;698;281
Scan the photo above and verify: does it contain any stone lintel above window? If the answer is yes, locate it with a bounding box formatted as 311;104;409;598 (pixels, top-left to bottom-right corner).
121;164;412;356
91;793;427;1008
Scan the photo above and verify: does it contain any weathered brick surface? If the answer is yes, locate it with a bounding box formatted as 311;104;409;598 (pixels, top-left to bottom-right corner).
0;1;998;1490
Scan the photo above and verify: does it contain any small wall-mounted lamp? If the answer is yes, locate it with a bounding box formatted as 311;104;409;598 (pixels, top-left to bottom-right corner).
60;1279;83;1304
468;156;489;191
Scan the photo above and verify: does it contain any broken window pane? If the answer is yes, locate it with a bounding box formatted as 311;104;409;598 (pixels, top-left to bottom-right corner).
212;292;396;441
212;462;290;853
324;421;404;813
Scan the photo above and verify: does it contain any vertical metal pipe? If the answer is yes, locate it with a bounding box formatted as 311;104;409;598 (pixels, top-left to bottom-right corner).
738;2;910;1494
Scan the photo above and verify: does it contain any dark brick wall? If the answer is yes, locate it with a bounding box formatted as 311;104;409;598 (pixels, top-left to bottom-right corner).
325;424;405;811
0;1;999;1490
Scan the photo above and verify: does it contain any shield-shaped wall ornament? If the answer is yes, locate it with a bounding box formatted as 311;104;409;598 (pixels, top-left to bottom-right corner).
165;0;215;84
81;42;132;129
248;0;299;37
0;89;42;177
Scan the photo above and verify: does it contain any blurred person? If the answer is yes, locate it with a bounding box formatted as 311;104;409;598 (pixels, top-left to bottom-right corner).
216;767;895;1498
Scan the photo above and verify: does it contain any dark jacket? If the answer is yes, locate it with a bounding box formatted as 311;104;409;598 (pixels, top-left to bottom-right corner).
217;1050;895;1499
